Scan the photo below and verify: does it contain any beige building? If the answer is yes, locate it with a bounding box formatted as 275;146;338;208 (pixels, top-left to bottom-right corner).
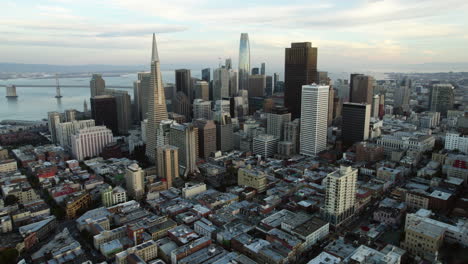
401;219;444;262
405;191;429;210
182;182;207;198
322;166;357;226
0;159;17;173
125;163;145;200
238;166;268;192
1;182;39;204
169;123;199;177
0;147;9;160
156;145;179;189
115;240;158;264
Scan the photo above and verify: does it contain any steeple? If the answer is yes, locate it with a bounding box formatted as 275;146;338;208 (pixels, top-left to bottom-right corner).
151;33;159;62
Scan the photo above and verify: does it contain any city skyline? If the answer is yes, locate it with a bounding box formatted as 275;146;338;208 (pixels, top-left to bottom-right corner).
2;0;468;73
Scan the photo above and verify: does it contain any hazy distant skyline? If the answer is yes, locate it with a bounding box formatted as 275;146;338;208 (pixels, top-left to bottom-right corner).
2;0;468;73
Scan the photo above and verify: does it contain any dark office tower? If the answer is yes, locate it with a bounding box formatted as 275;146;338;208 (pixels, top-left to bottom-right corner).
248;75;266;97
173;91;192;121
193;119;217;159
251;68;259;75
238;33;250;91
176;69;192;99
429;84;454;116
284;42;318;119
265;76;273;96
350;74;374;104
328;87;335;126
202;68;211;82
90;74;105;97
91;95;119;134
273;73;279;93
342;103;371;147
261;63;266;75
225;58;232;70
139;73;151;119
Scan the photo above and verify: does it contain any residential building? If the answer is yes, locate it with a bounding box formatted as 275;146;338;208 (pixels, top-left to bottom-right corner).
156;145;179;189
101;186;127;207
169;123;199;176
56;119;95;150
71;126;113;161
445;132;468;153
0;159;17;173
47;111;62;144
125;163;145;200
238;166;268;192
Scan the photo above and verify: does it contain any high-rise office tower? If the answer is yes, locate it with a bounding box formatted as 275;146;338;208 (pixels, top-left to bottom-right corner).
322;166;357;226
169;123;199;176
253;134;279;158
146;34;169;161
342;103;371;147
133;80;142;121
156;145;179;189
273;73;279;94
105;89;131;135
176;69;192;101
202;68;211;82
394;85;410;111
47;111;62;144
194;81;209;101
300;84;329;156
156;119;176;147
248;75;266;97
214;100;230;113
328;87;335;126
214;111;233;152
350;74;374;104
90;74;105;97
193;119;217;159
193;99;212;120
318;71;330;85
125;163;145;200
91;95;119;134
138;72;151;119
83;100;88;113
378;95;385;119
284;119;300;154
225;58;232;70
284;42;319;119
65;109;77;122
372;95;380;119
229;70;238;97
213;67;229;100
71;126;113;161
265;76;273;96
333;97;342;121
267;106;291;140
173;91;192;120
251;68;259;75
429;84;454;116
238;33;250;91
260;63;266;75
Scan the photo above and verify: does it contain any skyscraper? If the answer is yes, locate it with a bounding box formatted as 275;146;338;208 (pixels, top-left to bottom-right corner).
225;58;232;70
202;68;211;82
193;99;212;120
47;111;61;144
284;42;319;119
342;103;371;147
273;73;279;94
194;81;209;101
169;123;199;176
251;68;259;75
146;34;169;161
139;72;151;119
176;69;192;101
213;67;229;100
322;166;357;226
267;106;291;140
156;145;179;189
265;76;273;96
260;63;266;75
248;75;266;97
238;33;250;91
105;89;131;135
214;111;233;152
173;92;192;121
328;87;335;126
350;74;374;104
91;95;119;134
429;84;454;116
300;84;329;156
229;70;238;97
125;163;145;200
71;126;113;161
90;74;105;97
372;94;380;119
193;119;217;159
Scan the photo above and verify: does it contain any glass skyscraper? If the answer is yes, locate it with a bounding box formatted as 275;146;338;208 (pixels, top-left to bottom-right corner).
238;33;250;91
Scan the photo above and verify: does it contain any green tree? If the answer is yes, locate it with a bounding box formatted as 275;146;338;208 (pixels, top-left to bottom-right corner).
4;195;19;206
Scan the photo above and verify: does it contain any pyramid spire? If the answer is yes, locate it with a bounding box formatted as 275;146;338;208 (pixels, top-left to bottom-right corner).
151;33;159;62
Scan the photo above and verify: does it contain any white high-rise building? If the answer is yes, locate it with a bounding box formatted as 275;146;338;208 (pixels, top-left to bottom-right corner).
125;163;145;200
213;100;230;114
193;99;212;120
47;111;62;144
71;126;113;161
213;67;229;100
146;34;169;161
300;84;329;156
267;107;291;140
56;119;95;150
322;166;357;226
445;132;468;154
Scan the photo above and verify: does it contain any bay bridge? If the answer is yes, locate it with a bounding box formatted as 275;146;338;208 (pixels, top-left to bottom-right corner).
2;83;132;98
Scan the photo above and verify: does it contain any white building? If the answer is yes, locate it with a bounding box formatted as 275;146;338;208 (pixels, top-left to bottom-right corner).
376;133;435;155
182;182;207;198
253;134;279;158
213;67;229;100
56;119;95;150
322;166;357;226
213;99;230;113
300;84;329;156
71;126;113;161
445;132;468;154
267;107;291;140
125;163;145;200
193;99;212;120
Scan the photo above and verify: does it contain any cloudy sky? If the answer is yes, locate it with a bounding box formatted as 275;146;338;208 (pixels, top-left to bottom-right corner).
1;0;468;74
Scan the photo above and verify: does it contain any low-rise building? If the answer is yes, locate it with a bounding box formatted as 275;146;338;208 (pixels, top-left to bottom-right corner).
238;166;268;192
0;159;17;173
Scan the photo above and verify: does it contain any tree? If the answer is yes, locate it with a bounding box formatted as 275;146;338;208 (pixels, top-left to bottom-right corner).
4;195;18;206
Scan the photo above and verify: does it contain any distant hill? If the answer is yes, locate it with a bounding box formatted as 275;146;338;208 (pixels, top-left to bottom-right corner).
0;63;147;73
